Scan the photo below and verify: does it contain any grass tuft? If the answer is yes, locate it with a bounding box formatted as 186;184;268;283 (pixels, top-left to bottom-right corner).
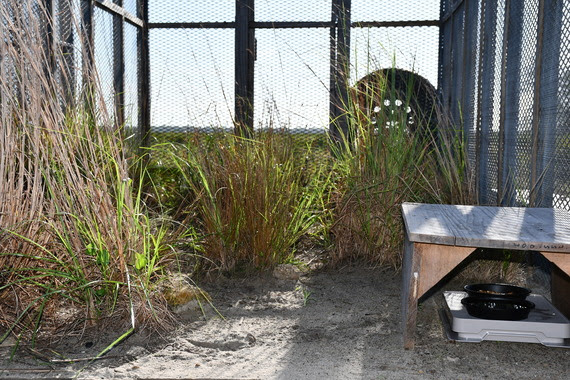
163;129;334;272
327;67;475;268
0;0;182;347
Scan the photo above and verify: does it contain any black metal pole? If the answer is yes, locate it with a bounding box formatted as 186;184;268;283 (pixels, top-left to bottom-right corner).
329;0;351;146
42;0;55;76
235;0;255;137
59;0;76;109
138;0;151;148
81;0;95;117
113;0;125;129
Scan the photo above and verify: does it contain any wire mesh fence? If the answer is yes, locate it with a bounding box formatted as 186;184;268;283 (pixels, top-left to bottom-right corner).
441;0;570;210
5;0;569;211
0;0;143;135
146;0;440;162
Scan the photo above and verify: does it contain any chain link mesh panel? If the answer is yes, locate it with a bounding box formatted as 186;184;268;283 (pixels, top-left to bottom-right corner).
8;1;570;209
352;0;439;22
554;1;570;210
94;6;115;121
488;0;505;205
1;0;142;141
442;0;570;210
510;0;538;206
256;0;330;22
350;26;439;90
254;28;330;131
124;22;139;130
149;0;234;23
123;0;138;16
148;28;234;133
146;0;441;166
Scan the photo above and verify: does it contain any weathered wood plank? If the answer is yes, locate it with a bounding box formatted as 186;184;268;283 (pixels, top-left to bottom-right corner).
540;252;570;276
416;243;476;298
401;203;570;253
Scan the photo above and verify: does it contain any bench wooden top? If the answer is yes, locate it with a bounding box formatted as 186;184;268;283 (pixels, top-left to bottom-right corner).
401;203;570;253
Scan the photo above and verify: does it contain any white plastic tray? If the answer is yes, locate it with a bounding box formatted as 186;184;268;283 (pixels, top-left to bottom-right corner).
440;291;570;348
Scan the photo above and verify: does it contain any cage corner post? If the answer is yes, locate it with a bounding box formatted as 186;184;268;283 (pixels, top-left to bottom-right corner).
235;0;255;138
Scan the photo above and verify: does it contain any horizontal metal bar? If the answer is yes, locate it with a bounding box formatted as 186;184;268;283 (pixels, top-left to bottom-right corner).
252;21;334;28
149;125;327;135
94;0;143;28
148;19;439;30
352;20;440;28
148;22;235;29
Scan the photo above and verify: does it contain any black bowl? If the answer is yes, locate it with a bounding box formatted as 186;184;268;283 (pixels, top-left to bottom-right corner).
464;283;531;301
461;296;535;320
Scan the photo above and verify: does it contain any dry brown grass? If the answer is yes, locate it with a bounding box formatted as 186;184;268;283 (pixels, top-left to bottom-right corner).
328;68;476;269
0;1;176;344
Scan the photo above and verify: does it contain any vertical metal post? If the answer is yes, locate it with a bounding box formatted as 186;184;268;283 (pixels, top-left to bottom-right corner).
437;0;447;94
329;0;340;139
235;0;255;137
42;0;55;76
440;2;453;114
460;0;478;147
476;0;498;205
450;2;464;126
497;0;524;206
59;0;75;109
113;0;125;129
329;0;351;144
138;0;151;148
80;0;95;113
530;0;562;207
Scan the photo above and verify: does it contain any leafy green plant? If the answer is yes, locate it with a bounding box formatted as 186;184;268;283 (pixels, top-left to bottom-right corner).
296;285;312;306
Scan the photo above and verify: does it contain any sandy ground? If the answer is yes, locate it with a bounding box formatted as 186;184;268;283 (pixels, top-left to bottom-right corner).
1;265;569;379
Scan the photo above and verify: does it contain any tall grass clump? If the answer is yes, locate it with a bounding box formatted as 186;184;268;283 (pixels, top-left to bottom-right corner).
165;130;334;272
0;1;177;347
329;67;474;268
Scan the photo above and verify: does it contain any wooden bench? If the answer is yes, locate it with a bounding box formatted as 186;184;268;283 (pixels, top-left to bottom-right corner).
401;202;570;349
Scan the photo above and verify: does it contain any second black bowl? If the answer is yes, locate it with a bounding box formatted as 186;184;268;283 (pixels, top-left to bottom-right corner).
464;283;531;300
461;296;535;320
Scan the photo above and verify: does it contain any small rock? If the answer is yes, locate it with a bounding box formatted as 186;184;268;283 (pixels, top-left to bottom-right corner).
446;356;460;363
246;333;256;345
273;264;302;281
162;273;211;308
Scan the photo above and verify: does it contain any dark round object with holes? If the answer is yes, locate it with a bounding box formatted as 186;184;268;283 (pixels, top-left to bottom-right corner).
352;68;444;143
464;283;531;301
461;296;535;320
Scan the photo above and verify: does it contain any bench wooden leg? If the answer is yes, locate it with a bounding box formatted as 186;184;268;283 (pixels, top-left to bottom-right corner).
540;252;570;318
401;234;421;349
551;265;570;319
401;240;476;349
